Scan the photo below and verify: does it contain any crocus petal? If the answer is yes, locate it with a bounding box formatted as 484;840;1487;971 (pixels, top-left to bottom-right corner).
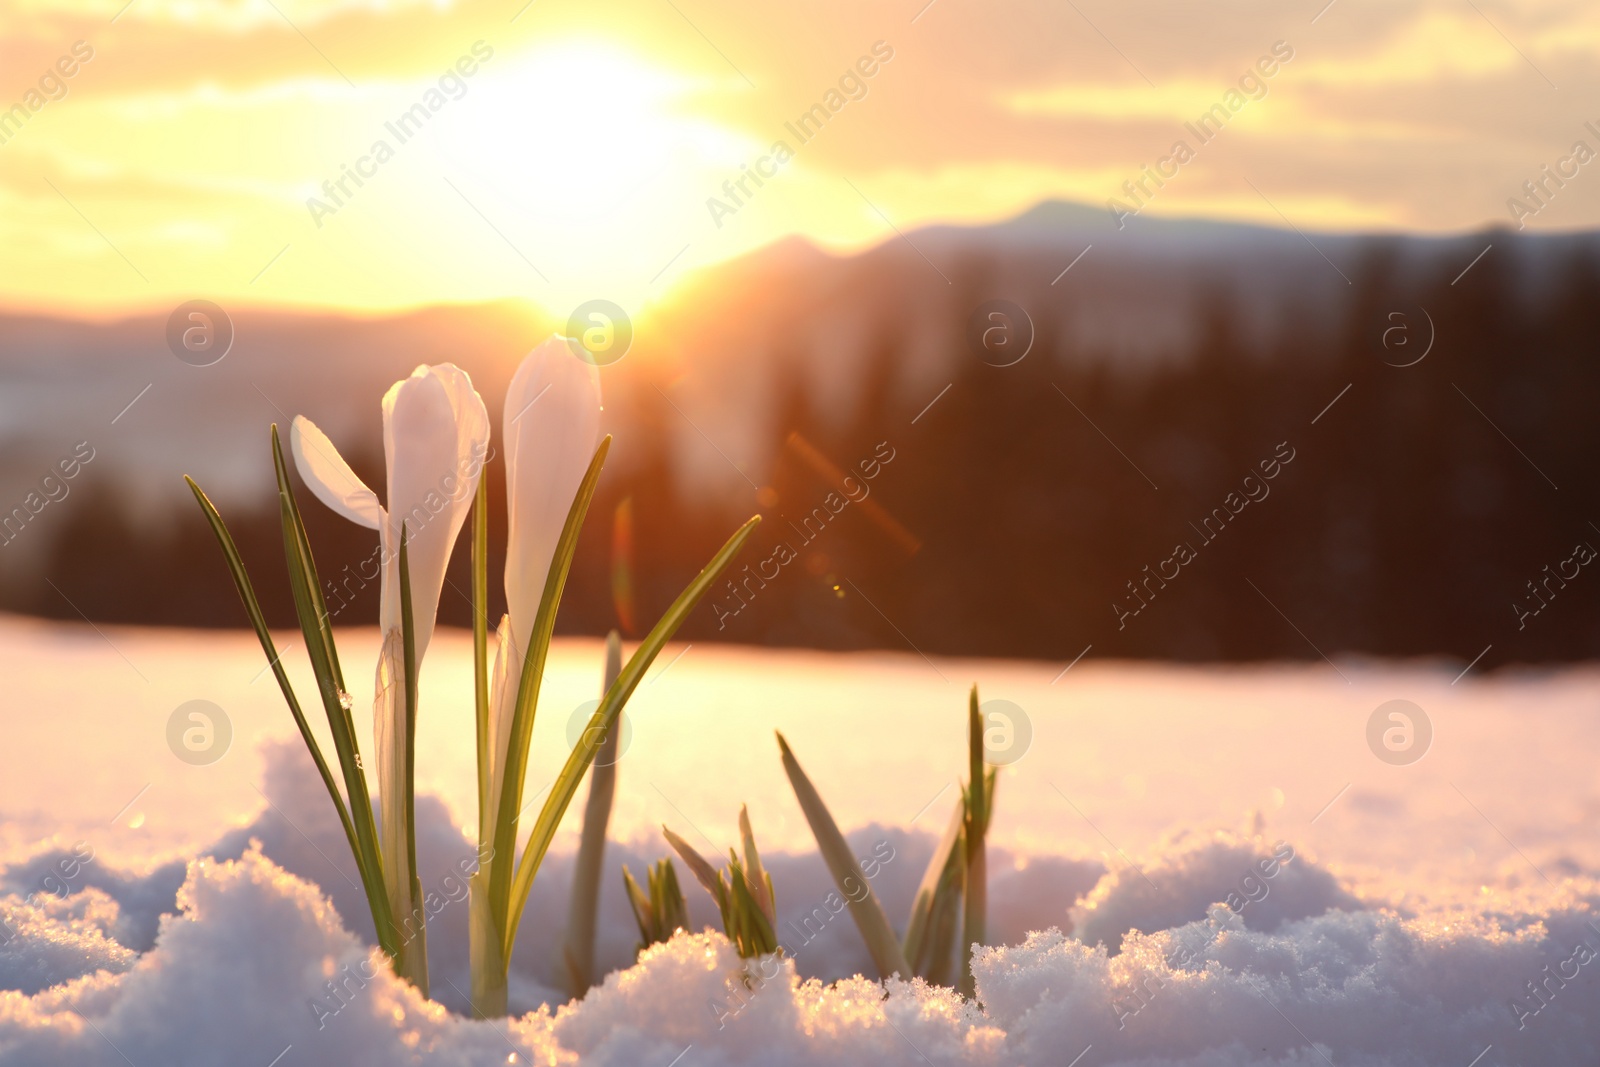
380;364;491;660
503;337;602;651
288;416;383;530
373;627;417;944
481;614;518;862
467;614;515;1017
429;362;493;480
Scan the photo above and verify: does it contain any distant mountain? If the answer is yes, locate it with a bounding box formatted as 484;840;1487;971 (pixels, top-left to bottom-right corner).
4;201;1600;664
0;200;1574;527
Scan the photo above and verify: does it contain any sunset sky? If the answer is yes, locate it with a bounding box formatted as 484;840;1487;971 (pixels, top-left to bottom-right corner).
2;0;1597;316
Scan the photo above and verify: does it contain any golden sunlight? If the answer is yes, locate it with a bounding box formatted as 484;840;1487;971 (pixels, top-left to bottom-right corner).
437;40;750;316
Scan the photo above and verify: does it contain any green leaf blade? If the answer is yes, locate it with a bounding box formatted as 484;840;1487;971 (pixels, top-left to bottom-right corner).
487;437;613;950
502;514;762;954
777;731;911;980
268;428;396;959
184;475;358;855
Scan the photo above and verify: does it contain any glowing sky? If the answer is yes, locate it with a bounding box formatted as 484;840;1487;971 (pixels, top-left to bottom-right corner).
1;0;1598;316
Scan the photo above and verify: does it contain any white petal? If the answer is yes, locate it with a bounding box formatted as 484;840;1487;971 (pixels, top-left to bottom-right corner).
380;365;488;660
429;362;492;478
482;614;519;856
373;628;417;941
288;416;383;529
503;337;602;648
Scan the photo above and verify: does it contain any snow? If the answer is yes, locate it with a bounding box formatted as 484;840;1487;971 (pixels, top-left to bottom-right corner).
4;786;1599;1064
1;615;1599;1063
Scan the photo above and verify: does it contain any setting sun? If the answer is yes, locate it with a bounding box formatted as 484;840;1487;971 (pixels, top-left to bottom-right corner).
432;40;748;315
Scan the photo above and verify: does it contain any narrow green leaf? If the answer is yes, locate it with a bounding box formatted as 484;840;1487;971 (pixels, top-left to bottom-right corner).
738;804;773;925
727;853;779;957
662;826;721;901
184;475;358;870
776;732;912;980
657;859;688;936
966;685;985;834
503;514;762;954
925;824;965;987
960;685;990;1000
904;798;964;973
488;437;612;941
960;838;986;999
270;425;347;694
629;857;689;949
622;865;654;947
268;427;396;957
397;526;428;996
271;427;360;790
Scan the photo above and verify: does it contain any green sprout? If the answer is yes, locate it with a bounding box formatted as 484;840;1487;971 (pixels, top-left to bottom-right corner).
960;684;997;998
663;806;779;959
777;732;910;979
778;684;998;996
621;858;690;956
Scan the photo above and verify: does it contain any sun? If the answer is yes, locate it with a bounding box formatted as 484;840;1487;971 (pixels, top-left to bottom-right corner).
436;39;750;317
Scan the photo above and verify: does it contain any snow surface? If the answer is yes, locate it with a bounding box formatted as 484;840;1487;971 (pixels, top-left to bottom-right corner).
1;741;1597;1064
2;616;1599;1063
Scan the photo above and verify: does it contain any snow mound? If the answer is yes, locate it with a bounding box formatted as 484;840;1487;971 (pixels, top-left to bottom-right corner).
0;888;136;995
552;932;1006;1066
0;740;1107;1007
0;845;1598;1065
1070;831;1363;952
3;739;1600;1063
0;845;536;1066
0;848;1009;1066
1;845;185;954
974;905;1600;1066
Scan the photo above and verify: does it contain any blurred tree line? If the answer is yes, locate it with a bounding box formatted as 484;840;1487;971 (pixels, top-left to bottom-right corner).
17;236;1600;668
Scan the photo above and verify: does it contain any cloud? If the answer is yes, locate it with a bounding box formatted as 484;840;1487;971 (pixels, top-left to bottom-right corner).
6;0;1600;311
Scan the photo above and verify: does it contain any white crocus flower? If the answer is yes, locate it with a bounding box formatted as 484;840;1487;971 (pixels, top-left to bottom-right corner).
486;336;601;818
290;363;489;990
503;336;605;651
471;336;600;1014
